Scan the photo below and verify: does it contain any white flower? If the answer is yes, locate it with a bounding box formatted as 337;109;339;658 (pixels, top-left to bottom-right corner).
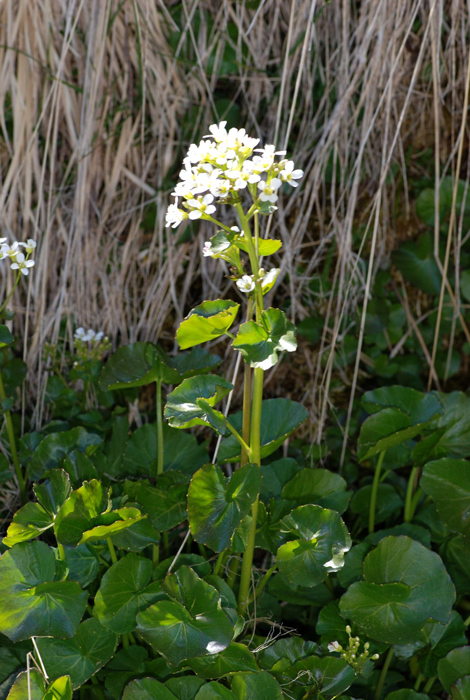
258;178;282;202
210;178;231;198
20;238;37;254
1;241;20;260
236;275;255;293
328;641;343;653
260;267;280;288
226;168;260;190
186;194;216;220
74;327;103;342
202;242;213;257
279;160;304;187
10;252;35;275
165;204;187;228
206;121;228;142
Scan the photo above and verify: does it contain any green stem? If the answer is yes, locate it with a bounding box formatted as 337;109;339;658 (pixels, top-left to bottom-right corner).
90;676;106;700
241;301;253;466
238;367;264;614
254;212;260;257
122;633;130;648
413;673;423;691
57;543;67;561
369;451;385;535
0;368;26;503
152;544;159;566
0;272;20;316
404;466;419;523
128;632;136;644
248;564;276;604
423;677;436;693
226;420;251;457
107;538;118;565
464;614;470;626
214;550;228;577
156;379;164;477
226;556;240;589
375;647;393;700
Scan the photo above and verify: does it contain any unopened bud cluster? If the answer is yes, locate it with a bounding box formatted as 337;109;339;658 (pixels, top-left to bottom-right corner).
73;327;110;366
328;626;379;671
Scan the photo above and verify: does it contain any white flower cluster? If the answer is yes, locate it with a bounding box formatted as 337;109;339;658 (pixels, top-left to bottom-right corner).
74;328;105;343
236;268;279;294
165;122;304;228
0;238;36;276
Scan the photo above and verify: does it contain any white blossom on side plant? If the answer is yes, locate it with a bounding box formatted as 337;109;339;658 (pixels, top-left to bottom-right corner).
236;275;255;293
10;253;34;276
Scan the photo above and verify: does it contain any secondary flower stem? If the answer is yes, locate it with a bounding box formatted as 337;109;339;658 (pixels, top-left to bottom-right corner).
369;450;385;535
107;537;118;565
375;647;393;700
156;379;164;476
248;564;276;604
241;299;253;466
0;272;20;316
0;368;26;504
404;466;419;523
238;366;264;614
226;420;251;457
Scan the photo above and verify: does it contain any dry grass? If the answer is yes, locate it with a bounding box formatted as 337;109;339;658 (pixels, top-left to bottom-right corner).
0;0;469;447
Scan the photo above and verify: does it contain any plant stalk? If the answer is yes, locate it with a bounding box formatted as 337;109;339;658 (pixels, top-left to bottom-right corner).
156;378;164;476
375;647;393;700
0;368;26;503
369;450;385;534
238;367;264;613
107;538;118;565
404;466;418;523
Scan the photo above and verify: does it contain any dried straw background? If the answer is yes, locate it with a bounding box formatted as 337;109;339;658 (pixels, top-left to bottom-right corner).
0;0;468;443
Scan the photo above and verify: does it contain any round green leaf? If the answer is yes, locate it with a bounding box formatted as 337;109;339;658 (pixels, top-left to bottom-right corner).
195;682;234;700
165;375;233;432
438;647;470;694
99;342;181;390
0;324;14;348
177;300;239;350
358;407;432;461
78;506;144;545
281;657;356;699
188;463;261;552
187;643;259;678
64;543;100;587
34;469;72;515
235;236;282;257
28;428;102;482
0;541;87;642
276;505;351;587
340;536;455;644
35;618;118;689
42;676;73;700
136;566;233;666
136;476;188;531
95;553;164;633
231;671;284;700
233;308;296;370
420;458;470;537
392;233;442;295
6;670;45;700
218;399;308;463
452;675;470;700
362;386;442;423
169;347;222;379
3;502;54;547
122;423;209;477
385;691;430;700
165;676;206;700
122;678;178;700
281;469;350;514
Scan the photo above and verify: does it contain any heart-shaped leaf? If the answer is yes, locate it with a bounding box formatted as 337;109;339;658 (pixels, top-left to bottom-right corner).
177;300;239;349
95;553;165;634
188;463;261;551
233;308;296;370
0;541;86;642
362;386;442;422
281;469;350;514
186;643;259;678
195;683;234;700
122;423;209;477
420;458;470;537
340;536;455;644
28;428;102;482
231;671;284;700
3;502;54;546
136;477;188;531
35;618;118;689
122;678;178;700
34;469;72;515
218;399;308;462
100;342;181;390
6;670;45;700
276;505;351;587
438;647;470;694
136;566;233;665
42;676;73;700
392;233;442;295
0;324;14;348
412;392;470;463
165;375;233;433
280;657;356;698
358;407;434;461
165;677;206;699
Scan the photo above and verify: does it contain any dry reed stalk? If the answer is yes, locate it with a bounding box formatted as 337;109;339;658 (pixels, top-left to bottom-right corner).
0;0;467;449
